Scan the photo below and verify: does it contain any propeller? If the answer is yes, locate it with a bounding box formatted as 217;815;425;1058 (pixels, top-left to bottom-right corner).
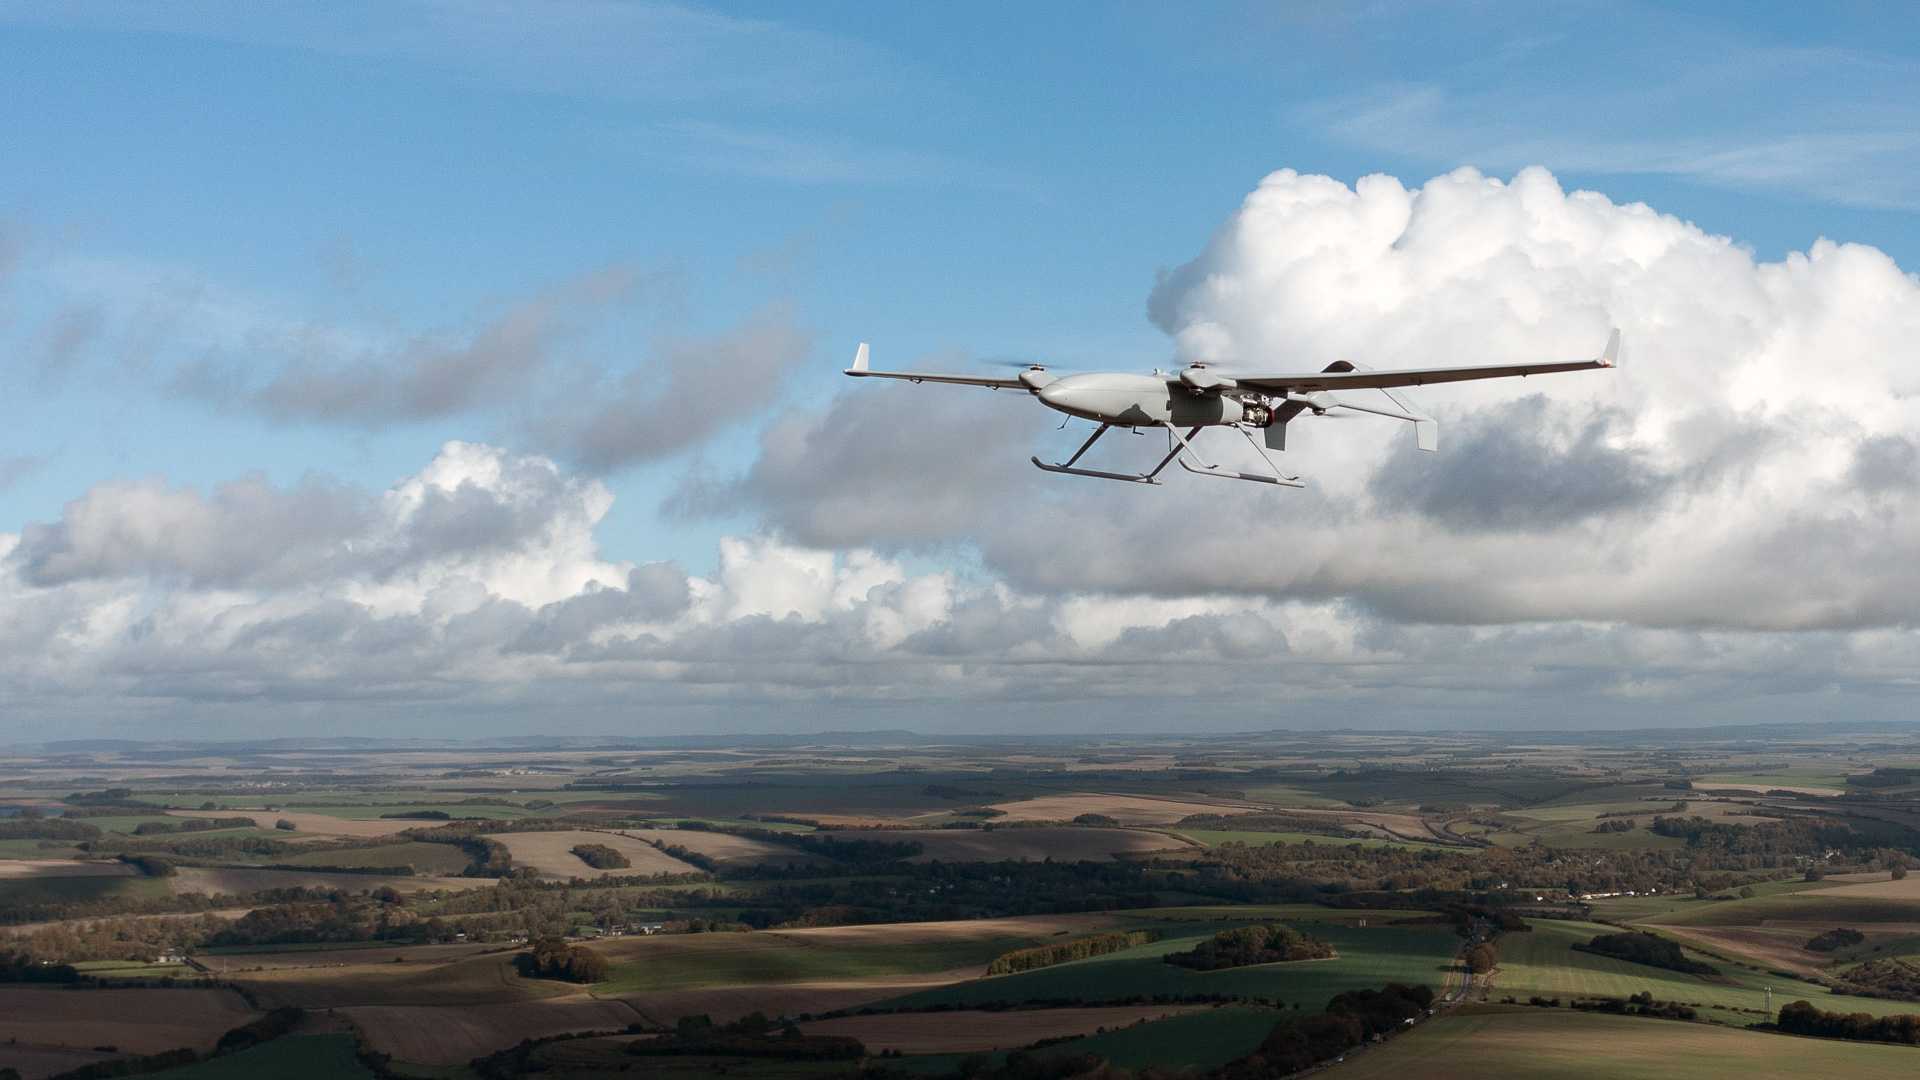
977;356;1050;371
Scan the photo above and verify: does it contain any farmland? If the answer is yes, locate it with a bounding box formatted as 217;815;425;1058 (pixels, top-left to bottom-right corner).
0;986;256;1056
8;726;1920;1077
1321;1005;1920;1080
483;829;701;878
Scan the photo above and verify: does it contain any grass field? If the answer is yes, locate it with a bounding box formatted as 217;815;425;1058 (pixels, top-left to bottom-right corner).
1489;919;1919;1023
1028;1005;1284;1068
1640;889;1920;928
880;920;1458;1011
274;841;474;875
167;866;476;897
1320;1005;1920;1080
0;873;171;908
800;1005;1209;1054
146;1034;374;1078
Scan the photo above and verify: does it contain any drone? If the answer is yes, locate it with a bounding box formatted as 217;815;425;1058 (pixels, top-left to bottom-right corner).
845;329;1620;487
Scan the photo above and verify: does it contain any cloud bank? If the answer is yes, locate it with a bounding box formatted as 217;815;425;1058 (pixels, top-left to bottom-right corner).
7;167;1920;734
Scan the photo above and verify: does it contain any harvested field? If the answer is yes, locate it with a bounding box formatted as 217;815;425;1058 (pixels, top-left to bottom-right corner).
611;828;832;869
1322;1004;1920;1080
0;859;138;879
986;793;1257;825
484;830;697;878
168;866;476;897
802;1005;1204;1053
232;950;572;1009
817;827;1194;862
166;809;408;838
1812;873;1920;901
346;997;643;1065
1655;925;1832;978
0;986;256;1055
592;914;1126;998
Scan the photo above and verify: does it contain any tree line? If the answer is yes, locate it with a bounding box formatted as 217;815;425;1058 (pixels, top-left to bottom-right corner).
1164;924;1333;971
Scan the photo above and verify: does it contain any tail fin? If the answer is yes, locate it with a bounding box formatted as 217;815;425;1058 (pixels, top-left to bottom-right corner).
847;342;870;374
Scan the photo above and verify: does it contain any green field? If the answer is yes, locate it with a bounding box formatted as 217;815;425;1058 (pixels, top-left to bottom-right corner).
0;873;171;907
274;841;474;874
1640;891;1920;929
1491;919;1919;1024
1034;1005;1284;1068
147;1035;374;1079
590;930;1043;996
1321;1004;1920;1080
880;921;1458;1011
1692;770;1853;791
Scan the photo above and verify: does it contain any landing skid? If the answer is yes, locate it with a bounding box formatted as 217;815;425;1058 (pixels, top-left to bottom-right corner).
1031;423;1304;488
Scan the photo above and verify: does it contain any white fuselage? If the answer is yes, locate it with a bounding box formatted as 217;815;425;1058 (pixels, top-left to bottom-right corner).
1035;373;1252;427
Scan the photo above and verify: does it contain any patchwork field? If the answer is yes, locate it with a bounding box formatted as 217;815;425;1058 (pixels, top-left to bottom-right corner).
0;986;256;1056
274;840;475;874
483;830;699;878
138;1033;375;1079
801;1004;1206;1053
345;997;643;1065
1321;1005;1920;1080
818;827;1194;863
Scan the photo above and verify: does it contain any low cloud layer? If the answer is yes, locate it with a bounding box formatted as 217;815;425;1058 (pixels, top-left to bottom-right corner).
7;167;1920;734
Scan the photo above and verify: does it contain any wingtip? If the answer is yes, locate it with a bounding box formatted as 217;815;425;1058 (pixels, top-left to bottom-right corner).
1601;327;1622;367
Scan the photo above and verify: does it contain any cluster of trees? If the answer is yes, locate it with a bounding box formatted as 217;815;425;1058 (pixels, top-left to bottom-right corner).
1465;942;1498;974
405;827;515;876
1165;924;1333;971
625;1013;864;1061
1832;958;1920;1002
1;950;80;982
1777;1000;1920;1044
513;936;609;983
0;816;101;841
570;843;631;870
1806;927;1866;952
1591;819;1636;834
1570;991;1697;1020
987;931;1160;975
1572;932;1718;976
1846;768;1920;789
1213;983;1435;1079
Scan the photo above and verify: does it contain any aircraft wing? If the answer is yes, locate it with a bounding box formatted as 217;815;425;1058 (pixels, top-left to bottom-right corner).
843;343;1029;389
1228;329;1620;393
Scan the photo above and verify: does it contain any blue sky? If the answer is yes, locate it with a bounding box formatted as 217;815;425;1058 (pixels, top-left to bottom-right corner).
4;2;1920;737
